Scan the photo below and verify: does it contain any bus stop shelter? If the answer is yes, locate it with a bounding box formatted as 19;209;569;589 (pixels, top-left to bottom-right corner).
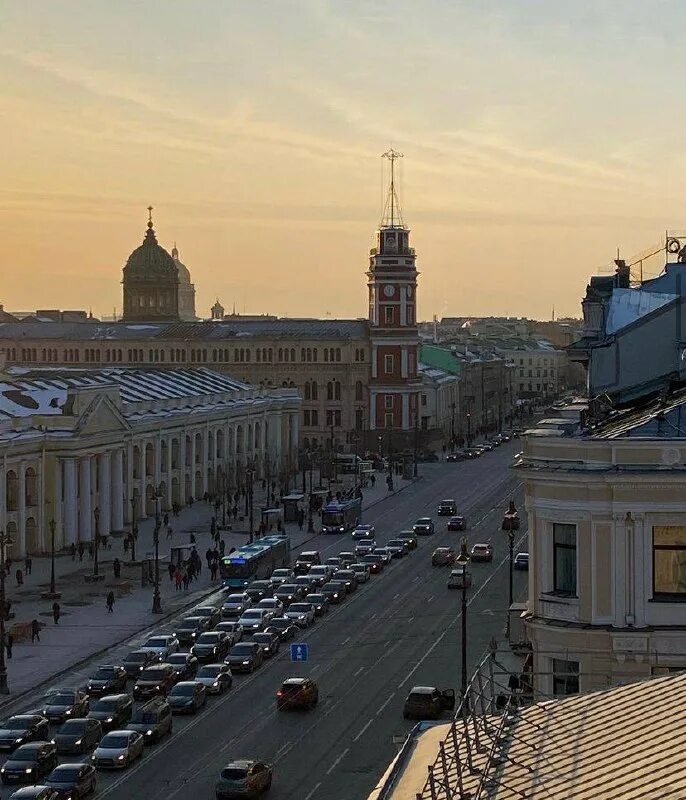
281;493;305;523
261;507;284;532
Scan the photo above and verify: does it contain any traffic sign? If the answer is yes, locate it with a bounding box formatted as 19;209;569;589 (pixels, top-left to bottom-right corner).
290;643;309;662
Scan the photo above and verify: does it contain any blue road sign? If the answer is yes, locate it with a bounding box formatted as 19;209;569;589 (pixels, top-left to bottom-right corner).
290;643;309;662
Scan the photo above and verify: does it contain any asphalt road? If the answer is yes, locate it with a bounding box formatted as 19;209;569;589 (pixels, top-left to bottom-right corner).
0;442;528;800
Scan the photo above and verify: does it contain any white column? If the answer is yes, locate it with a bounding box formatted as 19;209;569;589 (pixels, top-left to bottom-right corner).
401;393;410;430
0;466;6;535
18;464;26;556
79;456;92;541
369;393;377;430
290;412;300;453
190;433;197;498
166;437;173;510
54;459;63;547
64;459;78;545
202;428;209;494
111;450;124;533
154;438;161;488
98;453;111;537
138;443;146;518
124;441;133;525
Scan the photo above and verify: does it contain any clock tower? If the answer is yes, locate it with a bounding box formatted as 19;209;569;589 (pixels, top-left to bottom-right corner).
367;150;420;437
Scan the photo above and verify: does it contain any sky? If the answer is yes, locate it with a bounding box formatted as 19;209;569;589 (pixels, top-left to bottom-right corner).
1;1;685;321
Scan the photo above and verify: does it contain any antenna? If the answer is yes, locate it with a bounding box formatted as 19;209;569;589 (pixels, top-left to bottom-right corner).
381;149;405;228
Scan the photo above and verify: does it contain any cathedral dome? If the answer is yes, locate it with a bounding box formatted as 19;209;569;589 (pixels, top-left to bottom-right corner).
123;214;178;282
171;245;192;284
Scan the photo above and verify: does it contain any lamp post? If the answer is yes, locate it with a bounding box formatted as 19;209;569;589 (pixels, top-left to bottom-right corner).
413;406;419;479
455;539;471;697
307;451;315;534
503;501;517;638
450;401;456;448
0;530;13;694
152;489;163;614
466;410;472;448
129;497;138;563
43;518;59;599
92;507;100;579
246;467;255;543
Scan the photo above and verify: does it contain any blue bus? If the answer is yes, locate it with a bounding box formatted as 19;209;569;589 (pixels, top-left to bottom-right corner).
220;535;291;588
322;498;362;534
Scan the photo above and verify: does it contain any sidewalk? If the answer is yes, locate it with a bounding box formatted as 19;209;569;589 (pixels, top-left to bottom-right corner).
0;470;413;706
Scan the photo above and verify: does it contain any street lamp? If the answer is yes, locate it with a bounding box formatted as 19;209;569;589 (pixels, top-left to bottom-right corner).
503;500;518;638
129;496;138;562
246;467;255;543
47;518;58;597
93;507;100;579
0;530;13;694
466;410;472;448
455;539;471;697
152;488;163;614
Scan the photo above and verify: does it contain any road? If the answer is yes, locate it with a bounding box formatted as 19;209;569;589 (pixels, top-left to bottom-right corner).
0;442;528;800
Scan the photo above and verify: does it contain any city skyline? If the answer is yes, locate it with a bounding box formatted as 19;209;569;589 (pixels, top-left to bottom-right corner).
2;1;685;320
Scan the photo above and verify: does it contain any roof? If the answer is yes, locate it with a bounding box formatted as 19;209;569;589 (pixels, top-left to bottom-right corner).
419;344;464;376
123;220;178;283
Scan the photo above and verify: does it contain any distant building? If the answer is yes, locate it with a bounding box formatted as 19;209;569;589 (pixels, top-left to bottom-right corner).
171;244;197;321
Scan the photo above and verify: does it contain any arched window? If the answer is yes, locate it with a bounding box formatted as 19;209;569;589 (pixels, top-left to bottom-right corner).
278;348;283;362
290;348;296;362
301;348;306;361
324;349;329;362
5;470;18;511
304;382;311;401
336;348;341;362
327;381;333;401
355;380;363;401
334;381;341;401
257;349;261;363
234;348;239;361
24;467;37;507
268;348;273;361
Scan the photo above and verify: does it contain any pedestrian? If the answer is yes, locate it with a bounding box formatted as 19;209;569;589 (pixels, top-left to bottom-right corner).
182;570;189;590
24;554;32;575
52;601;60;625
232;505;238;520
31;618;40;643
168;562;175;581
106;591;115;613
78;542;84;562
113;558;121;579
166;525;173;540
123;535;130;553
370;473;376;488
209;561;218;581
212;547;219;563
70;542;76;561
219;540;226;556
88;542;94;560
15;568;23;586
205;548;213;568
5;633;13;660
210;517;217;537
190;533;196;545
163;513;169;527
174;568;183;591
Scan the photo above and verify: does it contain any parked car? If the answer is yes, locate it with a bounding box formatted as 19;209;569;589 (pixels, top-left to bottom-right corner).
0;742;58;785
437;499;457;516
276;678;319;711
360;554;383;574
470;543;494;563
264;618;300;641
251;631;281;658
237;609;271;633
193;606;221;629
447;516;466;531
350;563;371;583
446;452;465;462
372;547;392;565
354;539;376;557
86;665;128;697
126;697;172;744
333;570;358;593
51;717;102;754
413;517;435;536
86;694;133;733
175;617;211;647
167;682;207;714
403;686;456;720
302;594;330;616
45;762;97;798
215;621;244;645
215;760;273;799
320;581;347;604
306;565;332;586
244;580;272;603
91;730;144;769
273;585;302;607
268;569;294;589
514;552;529;571
6;788;61;800
0;715;49;752
138;635;180;661
431;547;456;566
385;540;409;558
257;597;284;617
397;531;418;550
284;603;316;627
338;551;356;567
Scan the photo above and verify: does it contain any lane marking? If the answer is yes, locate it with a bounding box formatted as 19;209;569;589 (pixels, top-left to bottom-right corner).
311;664;322;674
427;595;435;603
341;636;351;646
393;592;400;600
375;692;396;716
352;718;374;742
325;747;350;775
407;616;414;624
276;741;293;758
354;665;365;677
304;782;322;800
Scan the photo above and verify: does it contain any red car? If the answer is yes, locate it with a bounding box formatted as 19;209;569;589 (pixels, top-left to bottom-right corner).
276;678;319;710
431;547;456;566
447;516;466;531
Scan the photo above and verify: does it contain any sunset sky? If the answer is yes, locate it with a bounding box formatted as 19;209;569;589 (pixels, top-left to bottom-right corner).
1;1;685;321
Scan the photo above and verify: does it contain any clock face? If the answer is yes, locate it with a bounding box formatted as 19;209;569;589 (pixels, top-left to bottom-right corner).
383;285;395;298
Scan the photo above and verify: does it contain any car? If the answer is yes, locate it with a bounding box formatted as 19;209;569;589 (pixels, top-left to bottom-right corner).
225;642;264;673
320;580;347;603
215;760;273;799
175;616;211;646
121;649;158;678
273;584;303;606
276;677;319;711
481;442;494;452
500;433;511;442
91;730;144;769
301;593;329;616
447;516;466;531
413;517;435;535
126;697;172;744
351;524;375;540
293;550;321;575
354;539;376;557
0;715;49;752
166;652;199;680
333;569;358;592
195;663;233;695
192;631;231;662
284;602;316;627
45;762;97;798
264;618;300;641
51;717;102;755
447;565;472;589
167;681;207;714
470;543;494;562
514;552;529;570
86;694;133;733
215;621;244;645
372;547;392;565
431;547;456;566
221;594;252;619
268;568;294;588
257;597;285;616
324;556;342;570
238;608;271;632
338;551;356;567
446;452;464;462
193;606;221;629
132;665;177;701
86;665;128;697
291;575;316;595
245;580;272;602
385;540;409;558
306;565;332;586
350;563;371;583
402;686;456;720
360;553;383;574
139;634;180;661
7;788;61;800
37;690;89;725
437;499;457;516
397;531;418;550
0;742;58;785
251;631;281;658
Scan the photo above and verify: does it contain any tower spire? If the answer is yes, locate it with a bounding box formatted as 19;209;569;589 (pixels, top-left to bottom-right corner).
381;149;404;228
147;205;154;229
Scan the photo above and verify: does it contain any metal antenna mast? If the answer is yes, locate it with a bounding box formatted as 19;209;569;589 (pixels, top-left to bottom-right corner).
381;149;404;228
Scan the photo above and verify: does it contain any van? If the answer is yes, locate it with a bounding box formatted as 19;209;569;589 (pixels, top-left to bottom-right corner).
403;686;455;720
126;697;172;744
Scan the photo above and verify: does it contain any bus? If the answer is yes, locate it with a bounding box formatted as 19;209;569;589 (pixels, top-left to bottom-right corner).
220;535;291;588
322;498;362;534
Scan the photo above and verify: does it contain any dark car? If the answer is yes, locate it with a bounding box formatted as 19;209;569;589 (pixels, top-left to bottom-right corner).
0;742;58;785
293;550;321;576
86;665;128;698
195;664;233;695
7;789;61;800
244;580;272;603
397;531;418;550
192;631;231;662
413;517;435;536
431;547;456;566
446;452;465;462
174;616;211;647
470;543;494;563
264;618;300;641
38;690;89;725
274;584;303;606
333;569;358;592
360;553;382;574
166;652;199;680
193;606;221;629
121;649;158;678
514;552;529;570
437;500;457;516
0;715;49;752
86;695;132;733
385;540;409;558
447;516;466;531
215;760;273;800
126;698;172;744
133;665;177;701
45;762;97;798
321;580;347;603
251;631;280;658
167;682;207;715
276;677;319;711
403;686;456;720
305;594;330;616
51;717;102;755
225;642;264;674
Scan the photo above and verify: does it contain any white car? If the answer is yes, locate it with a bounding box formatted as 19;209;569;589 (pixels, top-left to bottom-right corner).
92;729;144;769
194;663;233;695
138;634;179;661
372;547;392;565
354;539;376;557
284;602;316;627
257;597;283;618
352;524;376;540
221;594;252;619
307;565;332;586
350;563;371;583
215;621;243;645
238;609;270;632
269;568;295;588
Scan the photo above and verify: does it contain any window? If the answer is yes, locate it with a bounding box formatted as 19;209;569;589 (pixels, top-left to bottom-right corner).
421;394;427;407
304;383;311;401
355;381;363;401
384;354;394;374
334;381;341;401
311;381;318;400
384;306;394;324
327;382;333;401
335;410;341;426
653;526;686;596
552;658;579;696
384;395;393;410
355;409;363;429
553;523;577;596
384;412;394;428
